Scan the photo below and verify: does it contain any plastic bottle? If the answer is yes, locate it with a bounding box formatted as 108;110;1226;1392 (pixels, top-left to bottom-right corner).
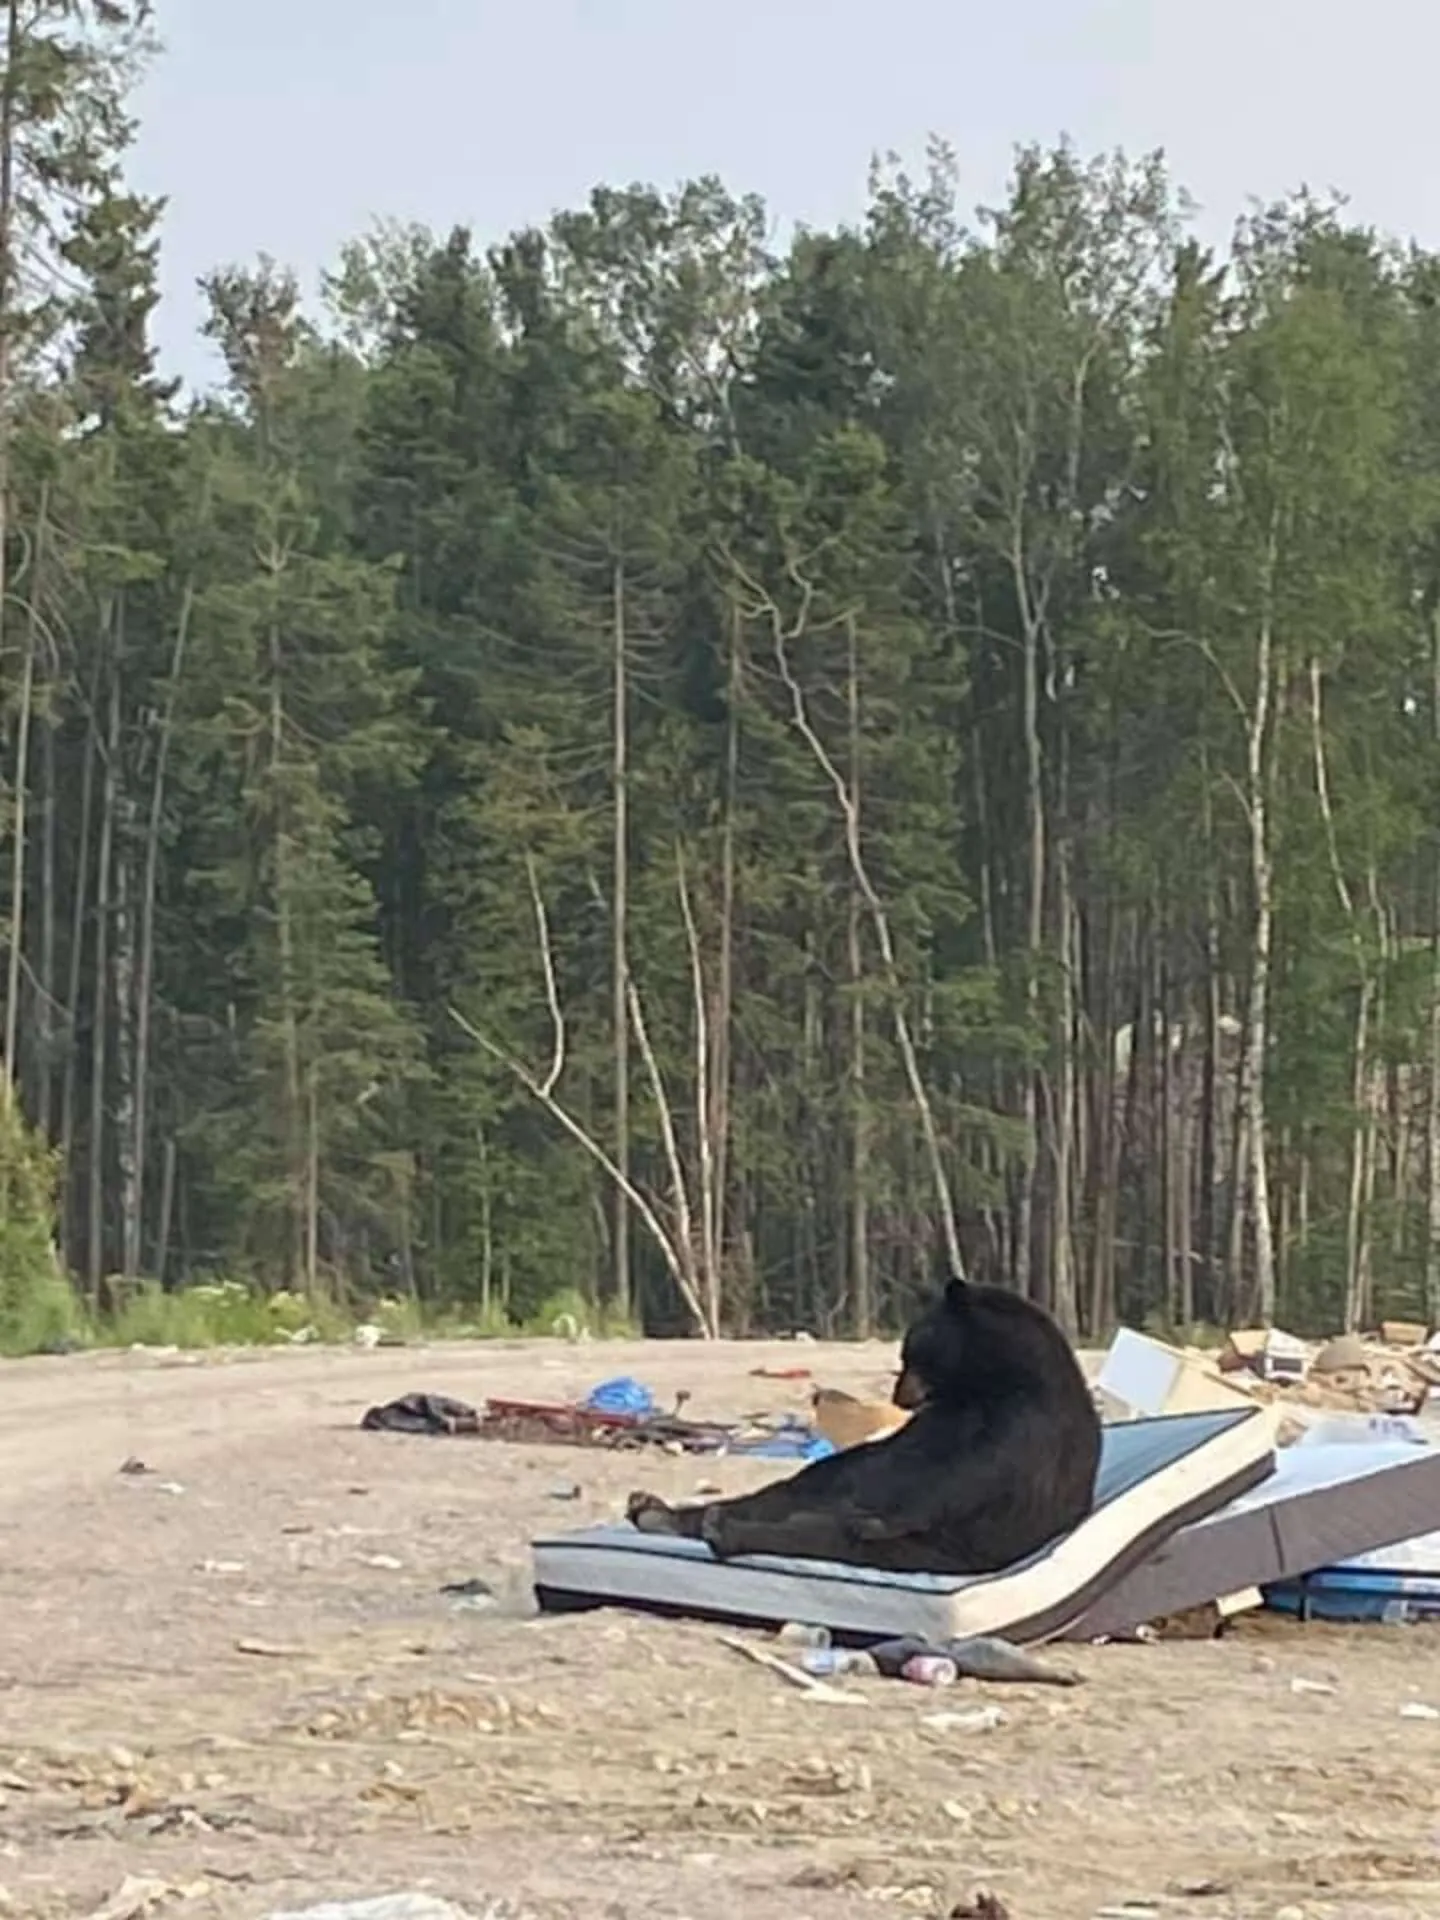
775;1621;831;1649
900;1654;958;1687
798;1648;880;1678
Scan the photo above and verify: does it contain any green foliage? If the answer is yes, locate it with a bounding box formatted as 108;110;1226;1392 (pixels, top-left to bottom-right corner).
4;24;1440;1348
0;1098;74;1355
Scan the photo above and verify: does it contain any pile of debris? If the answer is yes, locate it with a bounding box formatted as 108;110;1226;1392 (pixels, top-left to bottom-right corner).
359;1379;845;1460
1094;1321;1440;1449
1199;1321;1440;1425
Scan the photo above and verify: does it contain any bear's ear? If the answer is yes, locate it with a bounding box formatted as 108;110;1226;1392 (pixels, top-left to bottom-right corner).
943;1275;969;1314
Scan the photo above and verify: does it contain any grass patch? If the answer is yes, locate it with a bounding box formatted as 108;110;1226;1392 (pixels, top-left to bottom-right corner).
1;1275;642;1357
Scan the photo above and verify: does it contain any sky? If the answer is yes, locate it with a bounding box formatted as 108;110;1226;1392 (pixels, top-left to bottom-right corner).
131;0;1440;391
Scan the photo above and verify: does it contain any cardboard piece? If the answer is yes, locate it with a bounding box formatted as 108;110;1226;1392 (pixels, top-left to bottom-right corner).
1096;1328;1265;1422
1379;1320;1429;1349
810;1387;910;1451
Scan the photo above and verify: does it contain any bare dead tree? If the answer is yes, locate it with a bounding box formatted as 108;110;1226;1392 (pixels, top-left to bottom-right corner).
449;855;714;1335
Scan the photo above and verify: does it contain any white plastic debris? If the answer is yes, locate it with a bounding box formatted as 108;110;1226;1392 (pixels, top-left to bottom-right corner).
266;1898;484;1920
921;1705;1005;1732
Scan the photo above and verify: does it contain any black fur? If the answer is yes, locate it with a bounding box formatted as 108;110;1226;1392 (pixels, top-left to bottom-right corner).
626;1274;1101;1574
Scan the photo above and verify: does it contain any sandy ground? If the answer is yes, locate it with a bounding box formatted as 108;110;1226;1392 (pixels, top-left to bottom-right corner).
1;1337;1439;1920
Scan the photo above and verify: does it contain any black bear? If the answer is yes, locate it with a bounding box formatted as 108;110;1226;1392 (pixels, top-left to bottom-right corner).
626;1274;1101;1574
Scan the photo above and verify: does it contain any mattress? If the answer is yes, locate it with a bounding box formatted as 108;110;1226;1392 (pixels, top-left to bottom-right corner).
1264;1563;1440;1623
531;1405;1275;1646
1067;1436;1440;1639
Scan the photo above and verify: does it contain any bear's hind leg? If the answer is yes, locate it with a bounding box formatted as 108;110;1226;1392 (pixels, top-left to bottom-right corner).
702;1498;861;1564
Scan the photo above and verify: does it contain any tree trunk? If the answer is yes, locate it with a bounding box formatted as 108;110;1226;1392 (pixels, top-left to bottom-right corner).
1426;605;1440;1325
845;613;871;1335
37;636;56;1139
610;558;630;1317
155;1133;176;1288
113;794;137;1286
708;603;741;1325
0;0;19;1096
1048;835;1079;1334
304;1058;320;1293
59;654;102;1268
1017;595;1045;1301
87;619;120;1305
2;482;43;1099
1238;589;1280;1323
127;581;194;1282
268;619;305;1291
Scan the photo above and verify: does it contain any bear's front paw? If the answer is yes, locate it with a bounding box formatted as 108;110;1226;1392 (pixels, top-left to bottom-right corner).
626;1490;676;1533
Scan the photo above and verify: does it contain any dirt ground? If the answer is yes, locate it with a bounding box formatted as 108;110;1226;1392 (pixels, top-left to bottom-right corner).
1;1338;1439;1920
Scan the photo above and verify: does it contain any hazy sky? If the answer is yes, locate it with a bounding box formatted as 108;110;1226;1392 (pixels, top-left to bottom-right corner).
132;0;1437;389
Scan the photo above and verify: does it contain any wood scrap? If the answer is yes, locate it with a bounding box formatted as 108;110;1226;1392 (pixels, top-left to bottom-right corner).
717;1634;865;1705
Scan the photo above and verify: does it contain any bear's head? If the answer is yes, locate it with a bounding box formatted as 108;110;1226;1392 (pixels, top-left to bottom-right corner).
892;1273;1059;1409
892;1276;971;1409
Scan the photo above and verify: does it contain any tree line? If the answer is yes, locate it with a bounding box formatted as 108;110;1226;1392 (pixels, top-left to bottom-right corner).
3;3;1439;1345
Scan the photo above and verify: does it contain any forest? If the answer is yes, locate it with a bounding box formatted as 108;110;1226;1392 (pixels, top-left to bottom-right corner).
2;3;1440;1349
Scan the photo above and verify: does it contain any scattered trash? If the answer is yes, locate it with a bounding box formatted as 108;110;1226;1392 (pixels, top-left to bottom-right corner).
584;1375;656;1417
900;1654;958;1687
811;1386;910;1451
353;1323;383;1349
923;1705;1005;1733
361;1393;481;1435
266;1899;483;1920
118;1456;150;1476
693;1479;723;1495
862;1633;1079;1687
1399;1700;1440;1719
749;1365;813;1380
465;1391;738;1454
197;1559;245;1576
718;1633;866;1705
1103;1321;1439;1430
235;1637;307;1659
439;1576;494;1599
799;1647;879;1677
88;1876;209;1920
548;1480;581;1501
361;1553;404;1570
775;1621;830;1649
1289;1676;1337;1695
157;1480;185;1496
1220;1325;1308;1385
736;1422;836;1461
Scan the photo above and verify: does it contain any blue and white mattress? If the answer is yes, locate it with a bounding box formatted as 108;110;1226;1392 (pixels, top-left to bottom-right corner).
531;1406;1275;1646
